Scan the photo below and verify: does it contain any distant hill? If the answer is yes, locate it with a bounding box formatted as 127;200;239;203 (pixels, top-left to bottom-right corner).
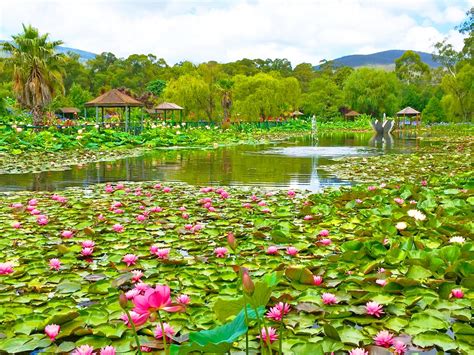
316;50;440;70
0;40;96;62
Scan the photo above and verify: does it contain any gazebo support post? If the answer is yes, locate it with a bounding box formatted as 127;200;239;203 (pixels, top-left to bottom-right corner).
140;108;144;133
95;107;99;124
125;106;129;133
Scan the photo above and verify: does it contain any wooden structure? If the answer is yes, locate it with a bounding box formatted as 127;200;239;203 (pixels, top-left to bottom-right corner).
396;107;421;129
154;102;184;121
57;107;80;119
85;89;144;132
344;110;360;120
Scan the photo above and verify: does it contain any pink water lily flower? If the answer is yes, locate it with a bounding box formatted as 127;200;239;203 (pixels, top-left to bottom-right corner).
82;240;95;248
349;348;368;355
156;248;170;259
150;206;163;213
313;275;323;286
123;254;138;266
0;262;14;275
72;345;95;355
287;190;296;197
81;248;94;257
451;288;464;298
11;202;23;209
49;258;61;271
320;238;332;246
105;185;114;193
303;215;313;220
322;293;338;305
120;311;149;327
176;294;191;305
136;214;146;222
150;245;159;254
12;221;21;229
286;246;298;256
44;324;60;341
257;327;278;344
99;346;116;355
154;322;176;340
214;247;228;258
184;224;193;230
266;302;290;321
267;246;278;255
394;198;404;204
37;215;48;225
30;208;41;215
61;230;74;238
126;289;140;300
319;229;329;237
132;270;144;283
393;340;407;354
28;198;38;206
112;224;124;233
132;285;183;314
162;187;171;193
376;279;387;286
373;330;395;348
258;201;266;206
365;301;384;317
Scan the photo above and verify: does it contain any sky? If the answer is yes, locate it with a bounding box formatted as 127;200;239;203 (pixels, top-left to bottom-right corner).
0;0;472;65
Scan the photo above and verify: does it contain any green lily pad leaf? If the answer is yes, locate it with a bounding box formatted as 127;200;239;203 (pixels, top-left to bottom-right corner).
406;265;432;279
412;331;457;351
285;266;314;284
56;281;82;293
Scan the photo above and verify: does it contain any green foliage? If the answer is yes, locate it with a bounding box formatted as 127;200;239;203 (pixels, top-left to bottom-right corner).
343;68;400;116
301;76;343;117
422;96;446;123
146;79;166;97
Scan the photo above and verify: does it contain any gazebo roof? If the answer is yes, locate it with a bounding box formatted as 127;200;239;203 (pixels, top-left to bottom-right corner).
85;89;143;107
58;107;80;113
292;110;303;116
155;102;184;110
397;107;420;116
345;110;360;117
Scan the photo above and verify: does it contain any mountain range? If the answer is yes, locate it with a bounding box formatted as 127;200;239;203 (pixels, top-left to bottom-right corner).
0;41;438;69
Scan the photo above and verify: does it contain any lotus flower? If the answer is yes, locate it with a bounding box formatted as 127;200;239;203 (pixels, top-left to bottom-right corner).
123;254;138;266
72;345;95;355
126;289;140;300
287;190;296;197
451;288;464;298
132;285;182;314
394;198;404;204
319;229;329;237
214;247;228;258
395;222;407;230
0;262;14;275
266;302;290;321
105;185;114;193
49;258;61;271
267;246;278;255
120;311;149;327
134;282;150;293
407;209;426;221
116;183;125;190
349;348;368;355
82;240;95;248
37;215;48;225
322;293;337;305
176;294;191;305
303;215;313;220
154;322;175;340
150;245;159;254
28;198;38;206
30;208;41;215
113;224;124;233
286;246;298;256
257;327;278;344
163;187;171;193
373;330;394;347
136;214;146;222
376;279;387;286
100;346;116;355
393;340;407;354
44;324;60;341
156;248;170;259
365;301;384;317
258;201;266;206
320;238;332;246
313;275;323;286
61;230;74;238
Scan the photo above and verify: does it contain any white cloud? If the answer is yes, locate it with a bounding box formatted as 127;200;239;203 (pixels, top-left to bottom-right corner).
0;0;471;65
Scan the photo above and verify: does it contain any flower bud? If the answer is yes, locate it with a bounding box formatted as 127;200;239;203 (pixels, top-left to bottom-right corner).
119;293;128;309
227;232;237;251
241;268;255;296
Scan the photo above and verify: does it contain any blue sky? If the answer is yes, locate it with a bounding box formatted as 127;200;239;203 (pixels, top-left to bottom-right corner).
0;0;471;65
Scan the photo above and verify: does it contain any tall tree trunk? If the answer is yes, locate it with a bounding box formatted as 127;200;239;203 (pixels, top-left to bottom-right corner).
221;91;232;123
32;106;43;126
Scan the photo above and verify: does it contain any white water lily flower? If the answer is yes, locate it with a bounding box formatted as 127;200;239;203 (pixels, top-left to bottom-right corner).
449;236;465;244
396;222;407;230
407;209;426;221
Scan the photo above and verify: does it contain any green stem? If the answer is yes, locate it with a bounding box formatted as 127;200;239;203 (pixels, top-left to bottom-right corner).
157;310;169;355
279;318;284;355
260;313;273;355
243;302;250;355
124;309;142;355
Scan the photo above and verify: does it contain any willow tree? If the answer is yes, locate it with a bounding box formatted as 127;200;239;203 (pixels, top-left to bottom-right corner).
3;24;65;125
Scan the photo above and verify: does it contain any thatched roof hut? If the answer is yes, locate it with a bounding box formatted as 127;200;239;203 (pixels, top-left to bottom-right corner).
57;107;80;119
396;107;420;116
344;110;360;119
85;89;144;107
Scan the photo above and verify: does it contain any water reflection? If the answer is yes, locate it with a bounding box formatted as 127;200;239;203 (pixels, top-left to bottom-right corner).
0;132;426;192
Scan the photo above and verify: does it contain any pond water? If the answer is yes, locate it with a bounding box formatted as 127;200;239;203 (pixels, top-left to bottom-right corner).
0;132;425;192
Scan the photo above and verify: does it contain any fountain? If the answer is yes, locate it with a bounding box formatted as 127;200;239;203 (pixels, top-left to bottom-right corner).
371;113;394;135
311;115;318;146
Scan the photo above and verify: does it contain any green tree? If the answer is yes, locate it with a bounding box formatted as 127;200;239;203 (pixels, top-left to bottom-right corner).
146;79;167;97
292;63;316;92
301;76;343;118
343;68;400;116
68;83;92;109
2;24;65;125
395;51;431;84
440;63;473;122
422;95;446;123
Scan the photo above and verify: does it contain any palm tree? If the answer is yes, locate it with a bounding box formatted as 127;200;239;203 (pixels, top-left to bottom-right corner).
3;24;65;125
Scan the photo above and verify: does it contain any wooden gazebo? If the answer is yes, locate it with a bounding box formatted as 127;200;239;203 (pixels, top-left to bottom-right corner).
344;110;360;120
396;107;421;129
154;102;184;121
85;89;144;132
57;107;80;119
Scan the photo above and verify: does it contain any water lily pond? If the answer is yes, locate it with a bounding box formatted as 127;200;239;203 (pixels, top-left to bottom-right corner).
0;130;472;355
0;132;427;192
